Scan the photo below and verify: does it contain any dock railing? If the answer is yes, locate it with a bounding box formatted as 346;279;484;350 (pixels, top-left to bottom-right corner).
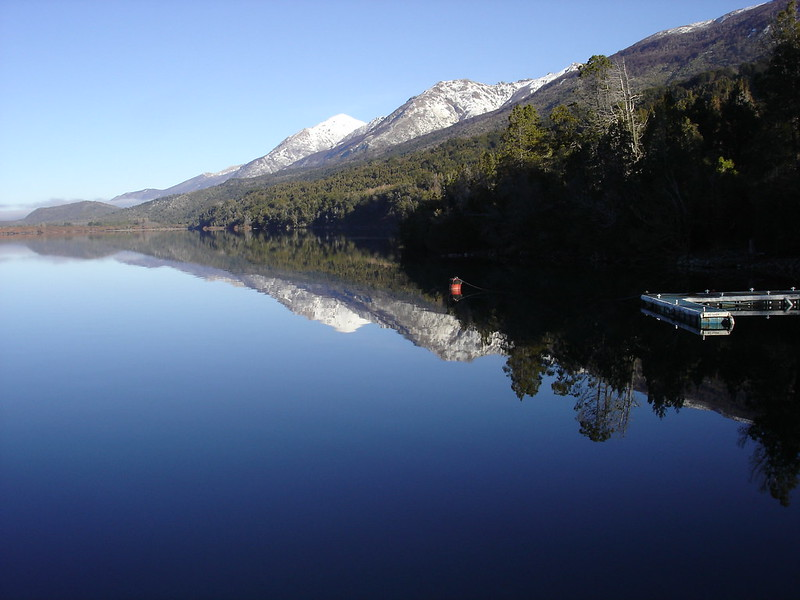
641;288;799;338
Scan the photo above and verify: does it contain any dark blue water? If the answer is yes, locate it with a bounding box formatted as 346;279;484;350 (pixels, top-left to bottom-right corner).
1;234;798;599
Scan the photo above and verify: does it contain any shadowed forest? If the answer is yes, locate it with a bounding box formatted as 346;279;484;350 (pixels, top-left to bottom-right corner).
188;3;799;269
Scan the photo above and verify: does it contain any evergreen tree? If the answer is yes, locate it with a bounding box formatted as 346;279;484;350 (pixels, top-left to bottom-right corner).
499;104;548;168
763;0;800;167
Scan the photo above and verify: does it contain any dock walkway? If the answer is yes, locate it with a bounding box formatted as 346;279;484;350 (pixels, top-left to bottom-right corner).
641;289;799;337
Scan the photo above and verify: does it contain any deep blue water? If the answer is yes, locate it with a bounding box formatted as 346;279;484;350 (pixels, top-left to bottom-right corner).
1;235;798;599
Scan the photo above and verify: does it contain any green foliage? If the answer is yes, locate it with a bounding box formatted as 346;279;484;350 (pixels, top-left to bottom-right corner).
548;103;580;160
762;0;800;167
404;22;800;263
716;156;737;174
498;104;549;168
116;3;798;268
579;54;613;78
190;135;496;233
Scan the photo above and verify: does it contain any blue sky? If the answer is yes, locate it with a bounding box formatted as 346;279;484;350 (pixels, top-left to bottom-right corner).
0;0;763;218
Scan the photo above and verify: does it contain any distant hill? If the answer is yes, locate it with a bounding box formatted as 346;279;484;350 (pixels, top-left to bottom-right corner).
21;201;120;225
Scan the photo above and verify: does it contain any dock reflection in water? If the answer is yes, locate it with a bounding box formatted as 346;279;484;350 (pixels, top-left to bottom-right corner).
1;230;799;599
641;288;800;338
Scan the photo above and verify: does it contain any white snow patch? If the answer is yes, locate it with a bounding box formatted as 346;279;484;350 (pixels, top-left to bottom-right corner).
233;113;366;178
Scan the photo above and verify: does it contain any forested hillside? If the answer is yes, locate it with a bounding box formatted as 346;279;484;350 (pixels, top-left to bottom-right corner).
108;132;501;231
402;1;800;264
103;1;799;269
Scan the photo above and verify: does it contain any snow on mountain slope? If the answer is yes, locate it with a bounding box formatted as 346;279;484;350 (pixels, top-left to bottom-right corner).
166;165;242;194
111;74;571;202
501;64;579;107
232;113;366;179
104;1;778;213
641;3;764;42
296;78;540;166
110;114;365;202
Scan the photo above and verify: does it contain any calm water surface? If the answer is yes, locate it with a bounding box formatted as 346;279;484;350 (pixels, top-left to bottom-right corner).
1;232;798;599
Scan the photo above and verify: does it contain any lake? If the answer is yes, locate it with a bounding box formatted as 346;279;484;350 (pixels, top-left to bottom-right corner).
1;231;798;599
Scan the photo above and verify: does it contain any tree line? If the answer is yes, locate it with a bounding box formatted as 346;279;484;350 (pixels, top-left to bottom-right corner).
402;1;800;264
192;134;499;233
189;2;799;268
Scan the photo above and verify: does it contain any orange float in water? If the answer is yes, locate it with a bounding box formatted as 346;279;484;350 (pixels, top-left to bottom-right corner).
449;277;463;296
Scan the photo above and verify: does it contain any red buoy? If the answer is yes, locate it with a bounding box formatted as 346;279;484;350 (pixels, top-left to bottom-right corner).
449;277;463;296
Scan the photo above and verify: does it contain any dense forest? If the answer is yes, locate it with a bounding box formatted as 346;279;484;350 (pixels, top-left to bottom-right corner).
403;1;800;264
168;2;799;268
192;133;499;234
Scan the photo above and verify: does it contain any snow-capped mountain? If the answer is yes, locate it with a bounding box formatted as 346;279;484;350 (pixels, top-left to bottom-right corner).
104;0;780;220
111;77;534;202
232;113;366;179
296;77;551;167
111;114;365;204
105;69;614;212
641;5;762;42
501;64;579;106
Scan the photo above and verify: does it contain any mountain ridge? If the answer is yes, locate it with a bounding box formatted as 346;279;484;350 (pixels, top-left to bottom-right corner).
11;0;786;227
110;78;543;204
111;165;242;206
109;114;366;206
135;1;781;211
347;0;782;159
232;113;367;179
291;74;567;170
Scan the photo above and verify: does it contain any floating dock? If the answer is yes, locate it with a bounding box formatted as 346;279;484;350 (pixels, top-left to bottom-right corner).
641;289;799;338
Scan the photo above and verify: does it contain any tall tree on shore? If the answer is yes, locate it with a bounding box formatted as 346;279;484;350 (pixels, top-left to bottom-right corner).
499;104;548;168
579;54;646;163
579;54;615;129
762;0;800;167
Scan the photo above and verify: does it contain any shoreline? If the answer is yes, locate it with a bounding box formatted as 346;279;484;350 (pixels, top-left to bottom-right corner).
2;224;797;278
0;224;189;237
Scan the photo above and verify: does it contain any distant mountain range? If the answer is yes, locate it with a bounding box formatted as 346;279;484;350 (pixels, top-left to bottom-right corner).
109;165;242;206
395;0;785;150
108;73;564;206
13;1;785;226
108;115;367;206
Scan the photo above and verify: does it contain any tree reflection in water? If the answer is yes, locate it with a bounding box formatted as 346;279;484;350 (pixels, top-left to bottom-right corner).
428;259;800;504
12;231;797;505
553;369;638;442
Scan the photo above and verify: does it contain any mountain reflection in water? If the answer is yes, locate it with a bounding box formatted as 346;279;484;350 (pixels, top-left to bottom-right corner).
4;229;800;599
7;229;800;507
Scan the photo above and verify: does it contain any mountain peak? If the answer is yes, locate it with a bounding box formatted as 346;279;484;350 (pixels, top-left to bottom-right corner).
294;78;537;166
232;113;366;179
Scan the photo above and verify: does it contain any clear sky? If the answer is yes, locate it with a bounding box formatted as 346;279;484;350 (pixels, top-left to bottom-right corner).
0;0;765;218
